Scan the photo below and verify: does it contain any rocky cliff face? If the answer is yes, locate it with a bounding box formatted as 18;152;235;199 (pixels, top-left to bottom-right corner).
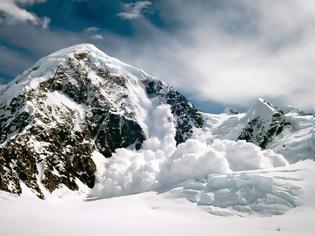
0;44;204;198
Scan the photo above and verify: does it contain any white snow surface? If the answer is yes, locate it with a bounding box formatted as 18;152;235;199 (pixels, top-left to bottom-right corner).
46;91;85;131
1;160;315;236
247;98;277;126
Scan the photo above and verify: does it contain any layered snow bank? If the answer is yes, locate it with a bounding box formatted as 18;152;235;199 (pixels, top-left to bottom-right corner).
167;163;305;216
90;104;288;199
1;160;314;236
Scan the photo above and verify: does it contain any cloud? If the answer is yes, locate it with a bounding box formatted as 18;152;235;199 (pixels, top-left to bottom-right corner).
84;26;103;40
109;0;315;110
0;0;50;28
89;34;104;40
84;26;100;33
117;1;152;20
41;16;50;29
1;0;314;111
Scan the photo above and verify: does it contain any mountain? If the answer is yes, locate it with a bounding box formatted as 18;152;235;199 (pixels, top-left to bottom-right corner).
0;44;313;203
238;98;289;149
0;44;203;198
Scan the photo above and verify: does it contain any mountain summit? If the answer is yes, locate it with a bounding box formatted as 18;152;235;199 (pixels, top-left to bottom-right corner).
238;98;288;149
0;44;203;198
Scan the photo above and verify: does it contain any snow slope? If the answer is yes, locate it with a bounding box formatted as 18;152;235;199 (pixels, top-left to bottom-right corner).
1;160;315;236
269;111;314;162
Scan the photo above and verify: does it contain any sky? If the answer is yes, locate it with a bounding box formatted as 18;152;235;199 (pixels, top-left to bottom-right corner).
0;0;314;113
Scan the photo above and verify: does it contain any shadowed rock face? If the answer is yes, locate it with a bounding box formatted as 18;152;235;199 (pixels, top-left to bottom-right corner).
0;46;204;198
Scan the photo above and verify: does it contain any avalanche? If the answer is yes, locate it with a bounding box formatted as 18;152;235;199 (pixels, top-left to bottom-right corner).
0;44;314;236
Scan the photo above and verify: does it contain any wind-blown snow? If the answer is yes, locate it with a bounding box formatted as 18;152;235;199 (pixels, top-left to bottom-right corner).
89;104;288;201
86;96;312;217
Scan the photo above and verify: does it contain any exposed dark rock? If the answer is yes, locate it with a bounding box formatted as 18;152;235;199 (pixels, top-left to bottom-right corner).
94;113;145;157
145;80;204;144
238;109;290;149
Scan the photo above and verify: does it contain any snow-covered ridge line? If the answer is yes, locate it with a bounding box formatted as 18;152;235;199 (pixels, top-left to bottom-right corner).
0;43;155;105
246;98;277;123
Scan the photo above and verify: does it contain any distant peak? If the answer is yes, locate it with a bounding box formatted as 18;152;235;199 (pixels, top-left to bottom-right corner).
254;98;276;111
247;98;277;123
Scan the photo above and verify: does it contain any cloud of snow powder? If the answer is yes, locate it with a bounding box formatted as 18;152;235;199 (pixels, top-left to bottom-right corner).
90;104;288;199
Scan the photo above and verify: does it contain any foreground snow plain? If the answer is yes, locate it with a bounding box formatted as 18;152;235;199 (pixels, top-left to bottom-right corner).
1;159;315;236
1;105;314;235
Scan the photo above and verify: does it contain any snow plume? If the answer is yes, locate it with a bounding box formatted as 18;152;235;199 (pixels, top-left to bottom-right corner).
90;105;288;199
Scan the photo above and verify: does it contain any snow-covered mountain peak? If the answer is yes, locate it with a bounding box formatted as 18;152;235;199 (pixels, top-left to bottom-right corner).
0;44;203;198
47;43;153;79
238;98;287;149
0;44;155;106
0;44;314;221
1;44;155;105
247;98;277;123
